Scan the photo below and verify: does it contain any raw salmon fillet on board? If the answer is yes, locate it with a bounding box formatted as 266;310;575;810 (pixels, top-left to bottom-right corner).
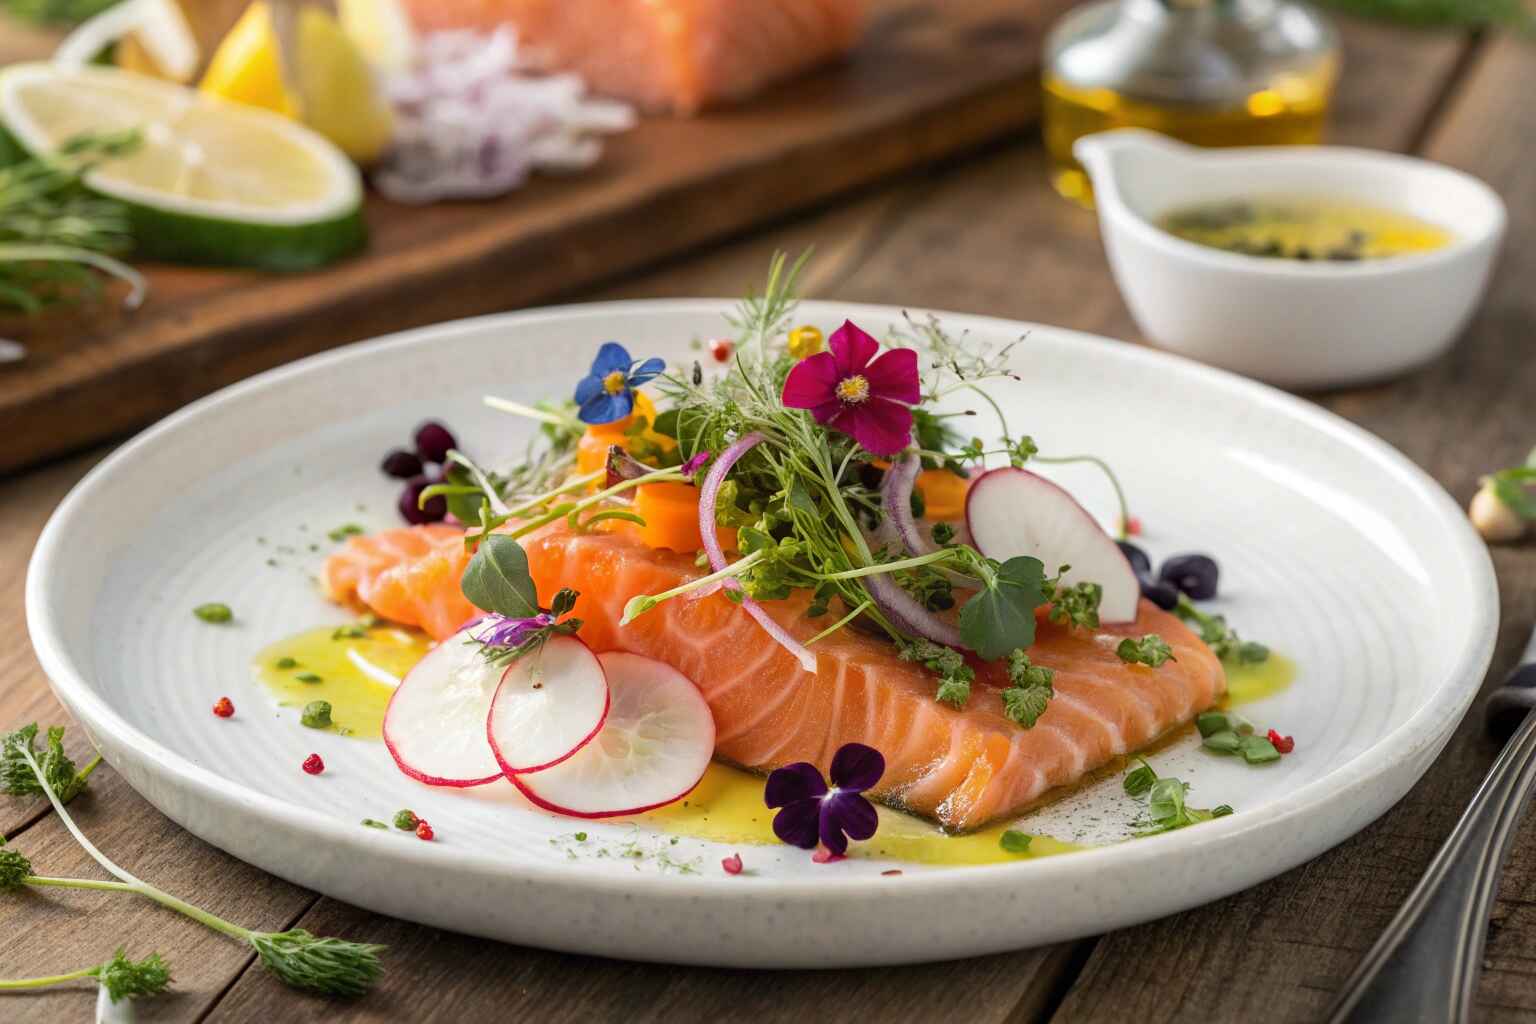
401;0;870;113
324;522;1226;830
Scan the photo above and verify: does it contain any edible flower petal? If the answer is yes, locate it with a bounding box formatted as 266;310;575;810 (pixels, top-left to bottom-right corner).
473;612;555;649
780;321;919;456
680;450;713;479
575;342;667;425
763;742;885;856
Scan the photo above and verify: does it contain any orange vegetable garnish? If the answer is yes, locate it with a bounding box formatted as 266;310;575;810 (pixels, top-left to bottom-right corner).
613;481;738;554
916;468;970;522
574;392;675;481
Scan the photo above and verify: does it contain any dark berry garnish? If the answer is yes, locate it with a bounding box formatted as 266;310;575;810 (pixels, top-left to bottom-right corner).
399;475;447;525
1139;575;1179;611
1159;553;1219;600
381;448;424;479
413;421;457;464
1117;541;1152;576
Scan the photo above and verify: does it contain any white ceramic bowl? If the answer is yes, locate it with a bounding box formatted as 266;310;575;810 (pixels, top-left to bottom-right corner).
1074;129;1505;389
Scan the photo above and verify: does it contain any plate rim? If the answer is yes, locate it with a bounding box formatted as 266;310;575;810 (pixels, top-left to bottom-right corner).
25;298;1498;907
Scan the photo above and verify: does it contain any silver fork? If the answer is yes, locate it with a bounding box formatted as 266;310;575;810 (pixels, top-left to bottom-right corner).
1327;627;1536;1023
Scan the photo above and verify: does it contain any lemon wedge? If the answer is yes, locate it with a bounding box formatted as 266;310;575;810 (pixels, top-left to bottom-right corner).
338;0;417;74
200;1;394;165
0;63;365;270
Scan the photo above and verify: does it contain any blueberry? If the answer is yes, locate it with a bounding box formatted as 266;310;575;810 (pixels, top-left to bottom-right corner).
414;421;457;464
1117;541;1152;576
399;475;446;525
1160;553;1219;600
1139;575;1179;611
381;448;423;479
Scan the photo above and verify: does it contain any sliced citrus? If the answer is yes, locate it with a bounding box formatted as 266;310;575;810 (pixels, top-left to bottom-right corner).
0;63;364;270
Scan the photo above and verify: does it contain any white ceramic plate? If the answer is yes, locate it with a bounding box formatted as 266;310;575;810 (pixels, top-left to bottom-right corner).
27;301;1497;968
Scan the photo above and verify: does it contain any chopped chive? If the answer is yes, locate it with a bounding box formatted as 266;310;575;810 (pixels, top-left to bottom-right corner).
1202;730;1242;753
361;818;389;830
275;657;298;670
193;603;233;624
295;672;323;684
328;523;365;542
300;701;332;729
999;830;1032;854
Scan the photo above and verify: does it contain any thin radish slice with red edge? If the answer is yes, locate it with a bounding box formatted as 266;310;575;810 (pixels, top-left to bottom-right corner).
486;634;610;774
965;467;1141;624
510;652;714;818
383;623;506;787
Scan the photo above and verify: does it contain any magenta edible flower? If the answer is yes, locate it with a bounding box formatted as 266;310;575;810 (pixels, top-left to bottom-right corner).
575;342;665;425
473;612;555;649
780;320;920;457
680;450;712;479
764;742;885;856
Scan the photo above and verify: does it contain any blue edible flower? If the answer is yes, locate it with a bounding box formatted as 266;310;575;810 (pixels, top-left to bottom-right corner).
574;342;665;425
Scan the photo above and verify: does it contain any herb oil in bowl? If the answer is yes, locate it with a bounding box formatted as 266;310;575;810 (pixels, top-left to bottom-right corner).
1157;197;1453;262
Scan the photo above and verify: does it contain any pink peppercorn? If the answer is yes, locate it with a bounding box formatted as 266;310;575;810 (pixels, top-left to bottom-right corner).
301;753;324;775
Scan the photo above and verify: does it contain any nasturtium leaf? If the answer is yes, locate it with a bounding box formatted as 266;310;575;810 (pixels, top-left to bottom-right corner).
960;556;1046;661
461;535;540;618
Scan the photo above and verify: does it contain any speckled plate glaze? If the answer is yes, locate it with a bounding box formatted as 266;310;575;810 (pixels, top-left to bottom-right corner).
27;301;1497;967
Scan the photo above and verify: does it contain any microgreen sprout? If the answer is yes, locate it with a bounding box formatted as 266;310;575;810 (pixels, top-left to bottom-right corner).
1173;596;1269;664
1;731;385;997
0;724;99;803
1116;634;1175;668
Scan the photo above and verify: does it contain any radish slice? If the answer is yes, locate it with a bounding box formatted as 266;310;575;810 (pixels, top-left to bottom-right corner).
383;625;506;787
965;467;1141;624
511;653;715;818
486;634;610;774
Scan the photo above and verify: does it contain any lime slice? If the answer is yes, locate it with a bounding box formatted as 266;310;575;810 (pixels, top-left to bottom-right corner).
0;63;365;271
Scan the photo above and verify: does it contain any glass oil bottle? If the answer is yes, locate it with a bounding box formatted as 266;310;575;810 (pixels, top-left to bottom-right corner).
1043;0;1340;206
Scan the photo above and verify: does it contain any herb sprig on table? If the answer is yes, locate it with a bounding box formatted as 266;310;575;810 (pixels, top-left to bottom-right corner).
0;725;386;1002
0;131;146;314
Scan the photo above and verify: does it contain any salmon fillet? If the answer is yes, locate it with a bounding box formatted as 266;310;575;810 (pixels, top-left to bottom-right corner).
325;521;1226;829
522;525;1226;831
401;0;869;113
322;524;477;641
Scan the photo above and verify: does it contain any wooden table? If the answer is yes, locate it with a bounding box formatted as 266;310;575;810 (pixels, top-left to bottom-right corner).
4;14;1535;1023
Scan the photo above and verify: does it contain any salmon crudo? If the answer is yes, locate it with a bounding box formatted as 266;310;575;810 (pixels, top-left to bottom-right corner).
319;253;1274;840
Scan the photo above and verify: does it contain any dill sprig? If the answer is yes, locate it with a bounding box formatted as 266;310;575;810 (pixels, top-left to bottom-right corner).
0;948;172;1004
0;131;146;313
1;728;385;999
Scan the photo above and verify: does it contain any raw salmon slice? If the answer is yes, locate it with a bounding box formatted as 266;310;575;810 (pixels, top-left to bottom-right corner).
322;524;477;641
401;0;868;113
520;524;1227;831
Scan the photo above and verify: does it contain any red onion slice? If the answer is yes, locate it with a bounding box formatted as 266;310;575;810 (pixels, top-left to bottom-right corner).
880;451;926;555
864;573;964;649
697;433;817;673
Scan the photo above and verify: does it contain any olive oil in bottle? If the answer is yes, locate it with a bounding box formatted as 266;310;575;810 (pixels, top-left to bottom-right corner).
1043;0;1340;206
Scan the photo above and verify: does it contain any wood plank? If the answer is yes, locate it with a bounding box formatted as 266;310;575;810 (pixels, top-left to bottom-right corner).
208;895;1080;1024
1050;31;1536;1024
0;0;1075;476
0;765;316;1023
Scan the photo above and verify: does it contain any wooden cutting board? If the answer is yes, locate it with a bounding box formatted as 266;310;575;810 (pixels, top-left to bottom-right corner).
0;0;1073;475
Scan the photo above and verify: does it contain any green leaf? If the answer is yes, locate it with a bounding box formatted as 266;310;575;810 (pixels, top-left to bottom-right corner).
1195;711;1230;738
1239;735;1281;764
999;830;1033;854
960;556;1046;660
1202;730;1242;753
461;535;540;618
1116;634;1174;668
193;603;233;624
1123;757;1156;797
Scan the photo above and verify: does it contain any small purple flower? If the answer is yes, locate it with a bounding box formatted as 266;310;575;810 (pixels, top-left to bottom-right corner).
680;450;712;479
764;743;885;856
574;342;665;425
473;612;554;649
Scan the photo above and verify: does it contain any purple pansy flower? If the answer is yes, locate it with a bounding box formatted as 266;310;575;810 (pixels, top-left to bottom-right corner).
575;342;666;425
473;612;554;649
764;743;885;856
780;320;920;457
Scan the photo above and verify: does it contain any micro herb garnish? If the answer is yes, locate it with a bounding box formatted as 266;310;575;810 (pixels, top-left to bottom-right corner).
393;809;420;831
193;603;233;624
1000;650;1054;727
1122;757;1233;836
327;523;365;542
1;730;385;997
1174;596;1269;664
898;639;974;707
1043;573;1102;632
301;702;333;729
999;830;1033;854
0;948;172;1004
1116;634;1175;668
331;625;367;640
0;724;99;803
1196;711;1283;765
275;657;298;669
361;819;389;830
296;672;323;684
459;535;584;666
